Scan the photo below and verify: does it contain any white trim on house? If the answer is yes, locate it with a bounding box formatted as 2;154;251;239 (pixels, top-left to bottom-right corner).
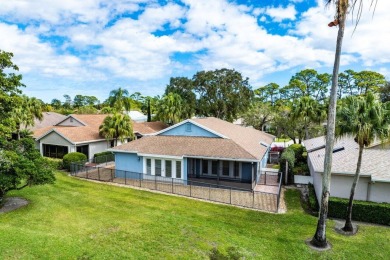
74;139;107;144
186;155;258;163
148;119;229;139
143;156;183;179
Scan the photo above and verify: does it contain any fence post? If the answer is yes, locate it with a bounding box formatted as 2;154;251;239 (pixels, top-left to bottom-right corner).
265;171;267;185
106;155;108;165
98;167;100;181
86;166;89;179
252;191;255;208
171;178;174;194
125;171;127;185
190;181;192;197
230;187;232;204
139;172;142;187
209;184;211;201
155;175;157;190
111;169;113;182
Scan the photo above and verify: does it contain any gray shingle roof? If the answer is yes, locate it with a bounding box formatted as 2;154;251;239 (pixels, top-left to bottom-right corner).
304;136;390;182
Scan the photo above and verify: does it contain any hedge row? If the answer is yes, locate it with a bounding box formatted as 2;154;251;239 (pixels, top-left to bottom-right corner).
328;197;390;226
93;151;114;164
63;152;87;170
43;157;63;170
307;183;390;226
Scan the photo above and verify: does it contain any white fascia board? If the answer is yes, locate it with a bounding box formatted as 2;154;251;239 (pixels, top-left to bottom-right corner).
74;139;107;145
55;114;86;126
185;155;258;163
138;153;183;159
108;149;139;154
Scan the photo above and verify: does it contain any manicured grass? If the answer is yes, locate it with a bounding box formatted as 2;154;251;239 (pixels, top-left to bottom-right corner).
1;172;389;259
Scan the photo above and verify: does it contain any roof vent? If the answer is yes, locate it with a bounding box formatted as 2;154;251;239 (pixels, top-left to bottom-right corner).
260;141;269;148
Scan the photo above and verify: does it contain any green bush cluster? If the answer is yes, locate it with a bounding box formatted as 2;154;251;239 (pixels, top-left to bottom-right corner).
63;152;87;171
328;197;390;226
43;157;63;170
93;151;114;164
288;144;305;163
308;182;390;225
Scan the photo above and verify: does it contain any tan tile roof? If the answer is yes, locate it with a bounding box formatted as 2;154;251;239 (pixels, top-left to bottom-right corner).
191;117;275;160
305;135;390;182
133;121;168;134
113;117;275;161
25;112;67;131
112;136;258;160
33;114;167;143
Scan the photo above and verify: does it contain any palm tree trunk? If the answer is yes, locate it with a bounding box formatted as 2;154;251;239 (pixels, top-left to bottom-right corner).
343;143;364;232
311;14;346;248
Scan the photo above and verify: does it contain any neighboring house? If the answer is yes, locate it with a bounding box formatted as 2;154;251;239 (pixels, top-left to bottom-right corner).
33;114;167;160
304;136;390;204
128;110;147;122
24;112;67;131
110;117;275;189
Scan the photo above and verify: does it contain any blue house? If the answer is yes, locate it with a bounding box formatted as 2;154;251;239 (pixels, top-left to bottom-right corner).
110;117;275;190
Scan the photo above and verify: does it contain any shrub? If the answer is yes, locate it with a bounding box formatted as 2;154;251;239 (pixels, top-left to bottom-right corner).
63;152;87;171
43;157;63;170
279;149;295;184
287;144;305;163
93;151;114;164
328;197;390;226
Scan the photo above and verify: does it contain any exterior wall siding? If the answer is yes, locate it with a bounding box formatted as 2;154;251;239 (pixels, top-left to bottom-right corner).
367;182;390;203
88;141;109;160
159;122;220;138
40;131;73;147
115;152;144;178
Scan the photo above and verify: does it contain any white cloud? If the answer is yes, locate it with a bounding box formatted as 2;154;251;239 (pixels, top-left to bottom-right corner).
265;5;297;22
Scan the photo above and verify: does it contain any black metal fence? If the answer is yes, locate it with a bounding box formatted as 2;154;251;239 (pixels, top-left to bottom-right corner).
70;162;283;213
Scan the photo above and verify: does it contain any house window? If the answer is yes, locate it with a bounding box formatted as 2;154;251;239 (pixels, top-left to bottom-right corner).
76;145;89;159
155;159;162;176
233;162;240;178
146;159;152;175
222;161;230;176
211;161;218;175
165;160;172;177
176;161;182;178
202;159;208;175
110;140;115;147
43;144;68;159
185;123;192;132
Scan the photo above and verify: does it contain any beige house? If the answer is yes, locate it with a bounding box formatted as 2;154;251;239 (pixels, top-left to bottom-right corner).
304;136;390;204
33;114;167;160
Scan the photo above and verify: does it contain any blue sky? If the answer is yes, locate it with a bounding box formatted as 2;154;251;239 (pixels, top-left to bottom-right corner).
0;0;389;103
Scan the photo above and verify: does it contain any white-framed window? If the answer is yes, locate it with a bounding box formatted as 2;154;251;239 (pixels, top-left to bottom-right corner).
143;157;183;179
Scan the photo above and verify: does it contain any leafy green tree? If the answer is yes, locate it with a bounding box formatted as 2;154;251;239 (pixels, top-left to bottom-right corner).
241;102;274;131
338;69;356;97
0;50;24;138
336;92;390;232
193;68;253;122
354;70;386;95
254;83;280;105
0;137;55;204
282;69;331;101
156;93;183;125
165;77;196;119
63;94;72;109
380;81;390;103
75;106;98;114
273;103;306;143
99;113;134;146
51;98;62;110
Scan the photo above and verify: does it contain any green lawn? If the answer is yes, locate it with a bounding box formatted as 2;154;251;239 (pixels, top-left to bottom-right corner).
1;172;389;259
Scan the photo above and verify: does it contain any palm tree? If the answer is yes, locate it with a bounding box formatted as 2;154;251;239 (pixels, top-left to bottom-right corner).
311;0;377;248
336;92;390;232
13;95;43;139
291;96;326;139
108;88;132;113
99;113;134;146
156;93;183;125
